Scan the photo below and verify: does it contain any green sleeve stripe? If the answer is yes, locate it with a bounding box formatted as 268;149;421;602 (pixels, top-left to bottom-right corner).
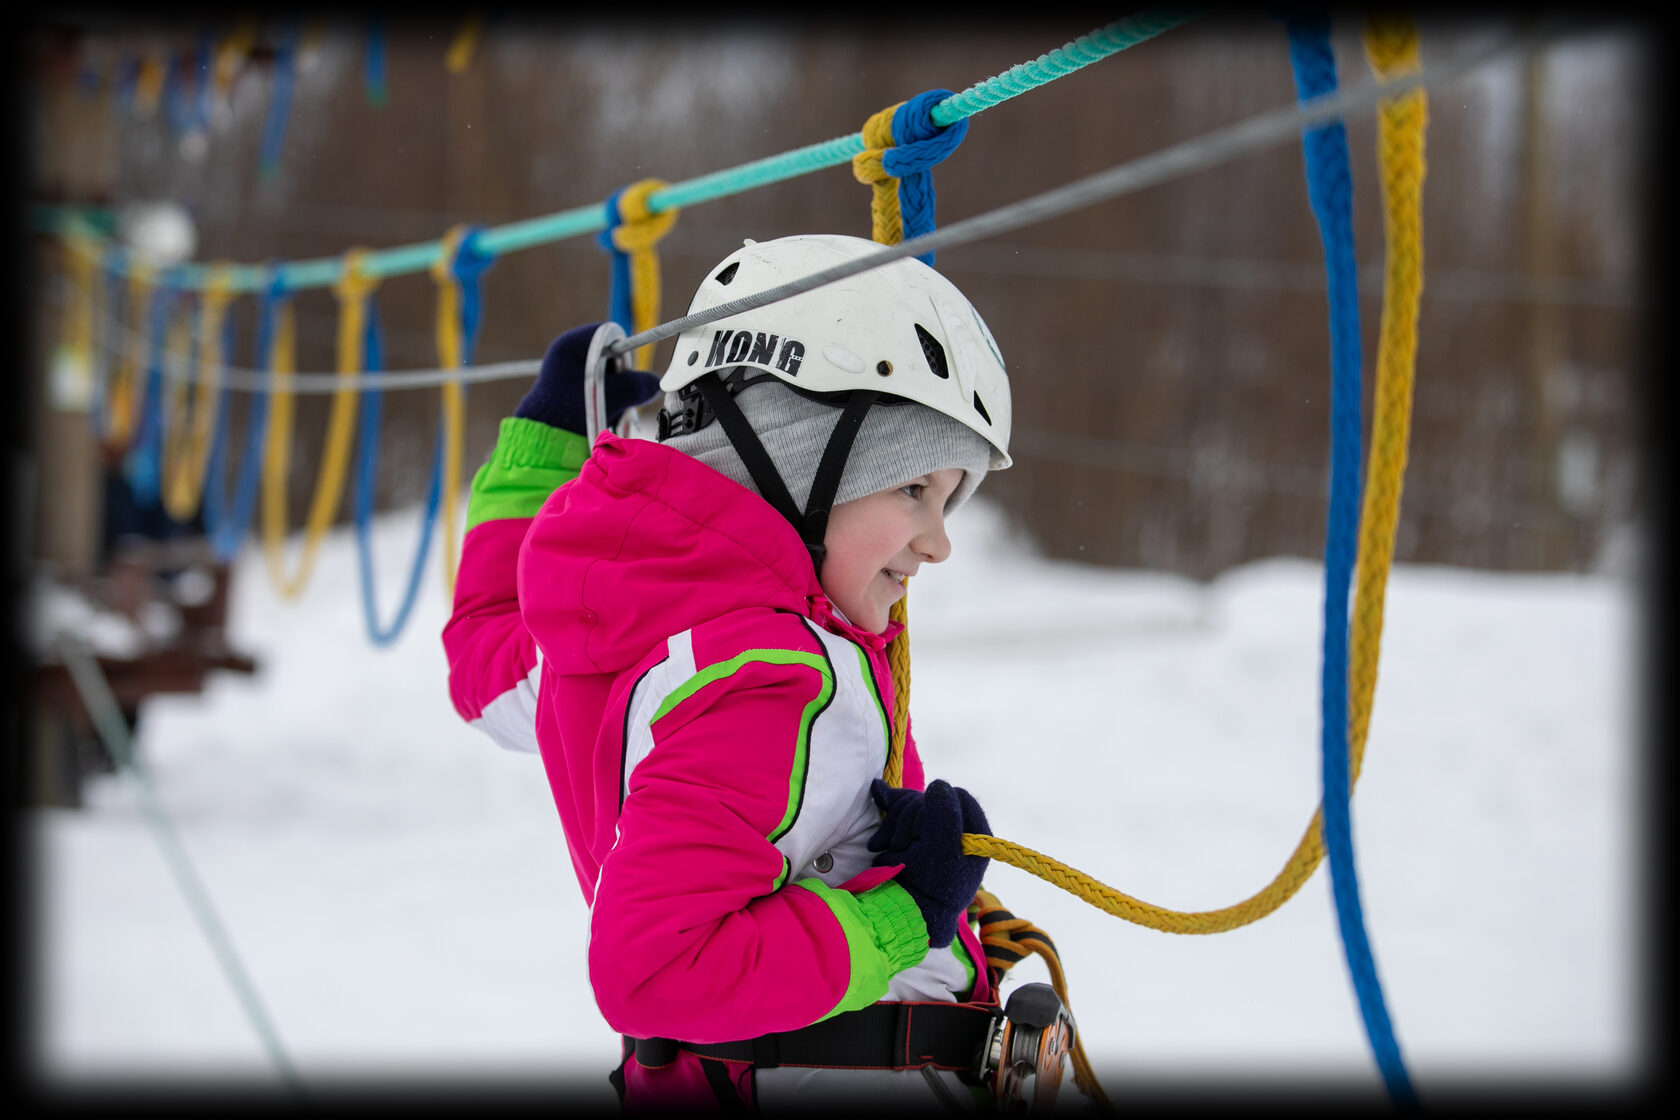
464;418;590;532
652;649;833;850
791;878;928;1020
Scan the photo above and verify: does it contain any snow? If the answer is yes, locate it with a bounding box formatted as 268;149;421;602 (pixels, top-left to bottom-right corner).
25;498;1647;1103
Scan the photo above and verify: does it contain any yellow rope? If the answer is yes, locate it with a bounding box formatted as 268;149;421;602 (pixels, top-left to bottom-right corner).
852;103;906;247
104;264;154;450
1350;16;1426;778
971;889;1109;1109
956;19;1427;941
260;251;373;599
609;178;678;370
162;264;235;522
158;298;192;509
851;95;1107;1102
445;14;484;73
432;226;472;598
853;100;916;788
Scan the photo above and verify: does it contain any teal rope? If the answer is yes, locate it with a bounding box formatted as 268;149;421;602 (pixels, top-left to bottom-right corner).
56;9;1195;294
931;8;1203;125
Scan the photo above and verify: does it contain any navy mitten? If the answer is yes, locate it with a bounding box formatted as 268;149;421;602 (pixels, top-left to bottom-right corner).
867;778;991;949
514;322;663;435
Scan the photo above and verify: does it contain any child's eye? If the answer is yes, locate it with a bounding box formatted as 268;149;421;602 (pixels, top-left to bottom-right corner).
900;483;925;500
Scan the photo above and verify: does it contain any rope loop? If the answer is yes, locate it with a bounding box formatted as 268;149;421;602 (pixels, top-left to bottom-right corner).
261;250;369;598
432;223;494;598
105;256;157;450
161;261;238;522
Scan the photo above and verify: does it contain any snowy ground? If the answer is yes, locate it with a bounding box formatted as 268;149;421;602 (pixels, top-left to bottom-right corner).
24;499;1649;1105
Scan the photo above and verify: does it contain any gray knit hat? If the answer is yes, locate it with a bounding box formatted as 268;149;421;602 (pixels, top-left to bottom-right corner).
660;378;992;514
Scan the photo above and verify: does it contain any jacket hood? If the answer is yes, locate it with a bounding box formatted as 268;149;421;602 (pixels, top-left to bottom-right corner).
518;433;831;677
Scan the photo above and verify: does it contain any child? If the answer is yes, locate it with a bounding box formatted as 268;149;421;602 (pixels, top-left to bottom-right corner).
445;233;1014;1111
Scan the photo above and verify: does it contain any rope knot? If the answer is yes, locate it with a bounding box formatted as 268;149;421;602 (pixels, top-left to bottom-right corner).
883;88;968;179
852;92;965;263
598;179;677;367
606;178;677;253
202;261;237;314
332;247;380;304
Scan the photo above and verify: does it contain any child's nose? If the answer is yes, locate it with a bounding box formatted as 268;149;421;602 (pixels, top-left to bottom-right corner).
915;518;952;564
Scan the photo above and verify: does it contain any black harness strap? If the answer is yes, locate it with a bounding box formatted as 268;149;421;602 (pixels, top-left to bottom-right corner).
700;1057;749;1112
695;373;802;533
629;1000;997;1073
694;374;880;577
800;390;880;572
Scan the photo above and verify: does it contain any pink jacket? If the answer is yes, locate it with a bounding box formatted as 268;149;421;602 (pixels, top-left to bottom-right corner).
444;418;990;1048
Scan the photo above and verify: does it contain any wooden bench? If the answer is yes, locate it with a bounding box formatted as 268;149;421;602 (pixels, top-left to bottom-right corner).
26;539;259;808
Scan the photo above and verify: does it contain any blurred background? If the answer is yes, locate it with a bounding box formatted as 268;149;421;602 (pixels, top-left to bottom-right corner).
13;8;1658;1102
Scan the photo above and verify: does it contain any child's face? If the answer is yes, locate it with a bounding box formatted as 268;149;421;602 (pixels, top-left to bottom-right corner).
820;468;965;634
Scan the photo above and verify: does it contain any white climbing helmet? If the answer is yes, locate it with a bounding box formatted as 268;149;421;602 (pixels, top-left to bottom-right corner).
659;233;1012;469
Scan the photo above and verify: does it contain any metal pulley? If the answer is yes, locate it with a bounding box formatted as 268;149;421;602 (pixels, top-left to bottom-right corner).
984;982;1076;1113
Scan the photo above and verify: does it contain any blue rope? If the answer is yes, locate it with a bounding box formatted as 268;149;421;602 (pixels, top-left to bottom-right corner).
365;18;387;108
1285;14;1416;1107
886;89;970;265
451;226;496;362
598;187;634;334
205;272;286;561
259;31;296;179
353;298;442;647
124;284;178;510
194;34;215;134
198;306;238;554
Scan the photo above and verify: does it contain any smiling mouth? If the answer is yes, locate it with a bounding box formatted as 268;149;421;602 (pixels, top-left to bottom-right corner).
882;569;910;586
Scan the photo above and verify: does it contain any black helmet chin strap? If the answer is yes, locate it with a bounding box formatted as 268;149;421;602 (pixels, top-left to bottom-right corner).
693;372;879;577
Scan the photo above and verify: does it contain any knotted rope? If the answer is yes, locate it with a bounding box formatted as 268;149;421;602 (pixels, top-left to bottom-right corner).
600;178;678;371
852;90;969;265
432;224;495;597
856;90;971;785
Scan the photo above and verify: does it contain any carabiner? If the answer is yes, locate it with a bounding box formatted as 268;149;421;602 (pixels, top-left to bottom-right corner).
582;320;629;447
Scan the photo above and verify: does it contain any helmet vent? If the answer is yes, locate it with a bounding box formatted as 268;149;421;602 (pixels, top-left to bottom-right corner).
972;393;991;424
714;262;740;285
915;324;950;379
